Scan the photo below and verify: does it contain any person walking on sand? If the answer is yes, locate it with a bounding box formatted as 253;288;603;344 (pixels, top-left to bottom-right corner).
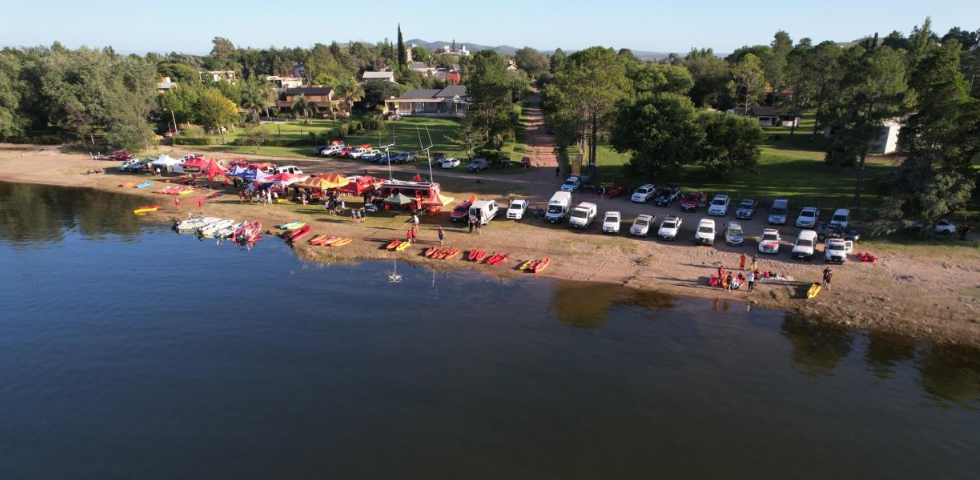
412;214;420;228
197;197;203;213
747;271;755;292
823;267;833;290
174;197;180;210
438;226;445;246
739;253;746;271
726;273;734;292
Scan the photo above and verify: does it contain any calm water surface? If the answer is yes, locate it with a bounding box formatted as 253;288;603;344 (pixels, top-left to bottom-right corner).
1;182;979;479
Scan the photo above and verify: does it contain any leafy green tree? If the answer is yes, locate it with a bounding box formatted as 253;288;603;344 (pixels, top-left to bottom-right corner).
197;87;238;133
514;47;549;77
907;17;938;73
820;44;913;205
698;112;765;173
0;52;25;138
209;37;235;66
38;46;115;145
240;77;275;123
290;93;308;120
159;84;199;125
451;117;484;159
611;92;704;177
105;56;157;151
241;124;268;153
807;41;844;134
465;50;515;149
334;76;365;117
360;80;407;111
626;63;693;96
156;62;200;84
549;48;566;74
768;31;793;104
545;47;629;172
411;46;431;64
729;53;766;113
683;48;730;108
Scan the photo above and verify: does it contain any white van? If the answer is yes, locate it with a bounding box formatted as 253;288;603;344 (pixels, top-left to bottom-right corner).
545;191;572;223
825;237;853;263
830;208;850;229
694;218;716;245
469;200;499;225
792;230;818;261
273;165;304;175
568;202;597;229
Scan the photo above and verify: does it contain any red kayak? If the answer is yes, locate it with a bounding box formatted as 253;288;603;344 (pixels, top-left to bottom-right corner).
285;225;311;243
474;250;487;263
425;246;438;257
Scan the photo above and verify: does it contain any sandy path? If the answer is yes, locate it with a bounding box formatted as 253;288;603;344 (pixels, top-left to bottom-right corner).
2;144;979;346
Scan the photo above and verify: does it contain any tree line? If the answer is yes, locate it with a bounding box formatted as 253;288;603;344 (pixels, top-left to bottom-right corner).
542;19;980;228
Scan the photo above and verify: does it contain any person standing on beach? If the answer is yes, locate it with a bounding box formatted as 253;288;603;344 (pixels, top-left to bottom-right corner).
750;256;758;272
438;226;445;246
197;197;203;212
468;215;475;234
412;214;420;228
718;266;725;279
351;209;357;223
747;271;755;292
174;197;180;210
739;253;746;270
823;267;833;290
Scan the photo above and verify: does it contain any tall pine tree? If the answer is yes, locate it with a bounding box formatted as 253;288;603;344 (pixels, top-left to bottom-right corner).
397;24;406;67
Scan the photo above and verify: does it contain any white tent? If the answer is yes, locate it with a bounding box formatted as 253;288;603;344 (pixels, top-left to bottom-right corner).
151;154;184;173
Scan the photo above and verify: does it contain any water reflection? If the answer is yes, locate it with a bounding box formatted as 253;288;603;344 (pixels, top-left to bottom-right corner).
549;281;674;327
0;181;143;244
916;344;980;409
780;314;855;377
865;330;917;380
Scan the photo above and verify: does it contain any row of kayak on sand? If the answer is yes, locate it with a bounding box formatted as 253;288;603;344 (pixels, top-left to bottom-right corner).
385;240;550;273
173;215;262;242
277;222;353;247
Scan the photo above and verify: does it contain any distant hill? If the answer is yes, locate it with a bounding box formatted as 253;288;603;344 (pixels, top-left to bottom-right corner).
406;39;674;60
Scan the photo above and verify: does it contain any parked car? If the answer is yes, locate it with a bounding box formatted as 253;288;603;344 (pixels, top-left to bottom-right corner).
560;176;581;192
658;215;681;240
607;183;629;198
386;152;405;163
429;155;445;167
796;207;820;228
568;202;598;229
361;151;383;162
273;165;304;175
768;198;790;225
708;194;730;216
694;218;716;245
816;222;860;242
631;184;656;203
401;152;419;163
506;199;529;220
631;214;655;237
758;228;781;254
793;229;818;261
724;221;744;246
469;200;499;225
545;191;573;223
349;148;370;159
338;146;353;157
934;219;957;234
441;157;461;169
313;145;330;155
734;199;758;219
653;186;681;206
467;158;491;172
601;211;622;234
450;200;473;223
829;208;851;229
825;237;853;264
321;144;345;157
680;191;708;212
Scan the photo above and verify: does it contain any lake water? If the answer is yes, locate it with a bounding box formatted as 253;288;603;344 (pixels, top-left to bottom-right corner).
1;181;979;480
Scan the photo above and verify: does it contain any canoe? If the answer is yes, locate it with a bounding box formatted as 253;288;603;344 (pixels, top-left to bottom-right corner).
330;237;352;247
385;240;402;250
531;257;551;273
424;246;438;257
320;236;342;246
490;254;509;266
286;225;311;243
278;221;307;231
806;282;821;299
395;241;411;251
518;260;534;270
133;205;161;215
309;233;328;245
443;248;461;260
135;181;154;189
474;250;487;263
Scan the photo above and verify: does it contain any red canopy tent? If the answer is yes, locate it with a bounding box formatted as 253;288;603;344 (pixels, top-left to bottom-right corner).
201;158;228;184
180;157;209;170
338;175;384;195
262;172;308;186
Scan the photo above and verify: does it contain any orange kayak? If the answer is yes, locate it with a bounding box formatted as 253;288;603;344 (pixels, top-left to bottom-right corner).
330;237;352;247
531;258;551;273
385;240;401;250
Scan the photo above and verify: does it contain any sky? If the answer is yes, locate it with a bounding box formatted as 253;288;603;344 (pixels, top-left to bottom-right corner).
1;0;977;54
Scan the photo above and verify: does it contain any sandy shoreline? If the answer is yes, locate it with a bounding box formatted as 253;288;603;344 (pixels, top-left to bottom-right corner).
2;144;979;345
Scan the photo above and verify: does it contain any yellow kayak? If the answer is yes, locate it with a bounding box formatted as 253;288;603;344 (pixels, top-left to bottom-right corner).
519;260;534;270
806;283;822;299
395;241;411;251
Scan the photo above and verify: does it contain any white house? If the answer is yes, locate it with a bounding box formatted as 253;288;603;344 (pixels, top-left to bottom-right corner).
362;71;397;83
747;105;801;128
265;75;304;91
201;70;237;84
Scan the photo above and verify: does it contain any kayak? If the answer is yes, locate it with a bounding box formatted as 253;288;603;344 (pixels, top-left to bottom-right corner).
308;233;328;245
531;257;551;273
320;236;342;246
133;205;160;215
120;180;139;188
395;241;411;251
490;254;510;266
278;221;307;231
330;238;352;247
386;240;402;250
135;181;154;189
178;216;219;231
216;221;247;239
807;282;821;299
518;260;534;270
199;219;234;237
286;225;311;243
235;221;261;243
424;246;438;257
474;251;487;263
443;248;461;260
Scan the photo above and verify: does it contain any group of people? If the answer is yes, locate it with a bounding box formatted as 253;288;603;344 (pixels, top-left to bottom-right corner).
712;254;761;292
467;215;483;234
